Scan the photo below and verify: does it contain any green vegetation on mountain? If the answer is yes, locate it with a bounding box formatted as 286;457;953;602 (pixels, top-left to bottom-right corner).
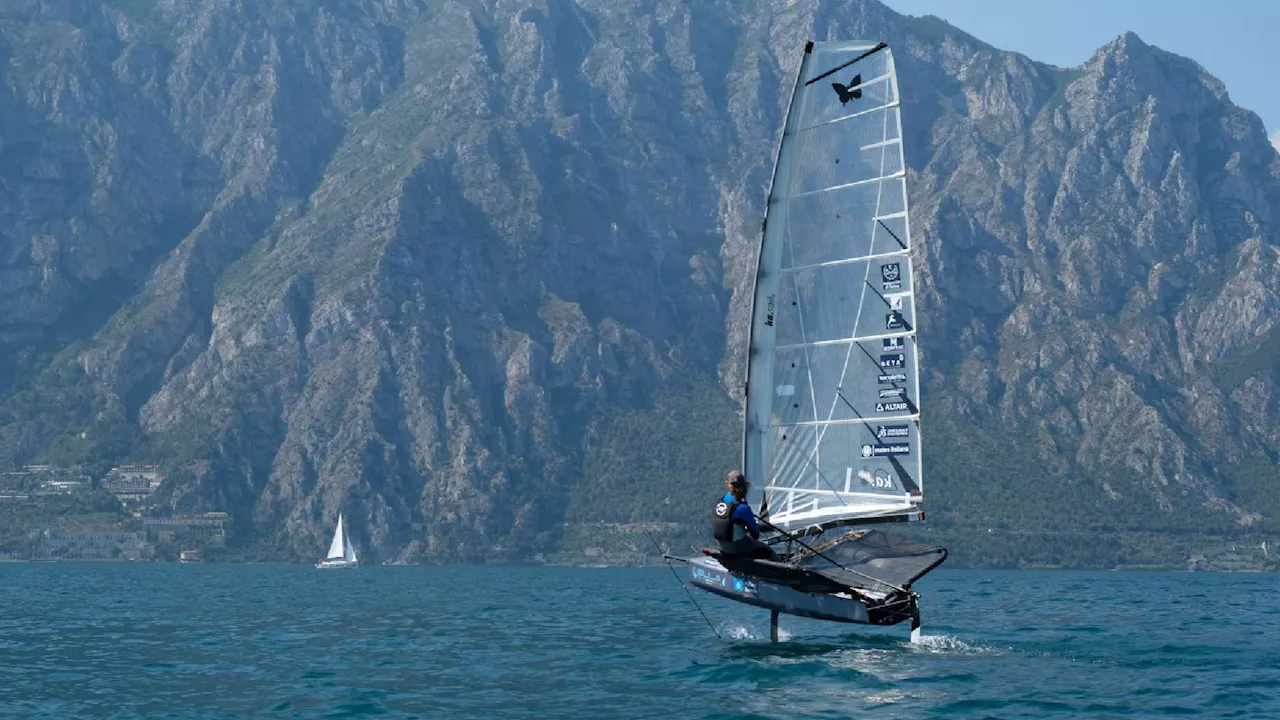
569;374;740;526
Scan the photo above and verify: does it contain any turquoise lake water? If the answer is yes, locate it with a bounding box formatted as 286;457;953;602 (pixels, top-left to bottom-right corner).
1;564;1277;718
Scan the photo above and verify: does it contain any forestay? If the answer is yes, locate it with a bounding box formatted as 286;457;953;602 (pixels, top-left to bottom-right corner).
743;41;922;533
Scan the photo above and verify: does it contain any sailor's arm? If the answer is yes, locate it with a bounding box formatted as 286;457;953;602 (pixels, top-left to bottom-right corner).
734;504;762;538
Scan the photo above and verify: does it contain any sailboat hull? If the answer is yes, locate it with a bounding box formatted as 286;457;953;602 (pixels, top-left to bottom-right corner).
315;559;357;569
686;529;943;626
688;555;872;623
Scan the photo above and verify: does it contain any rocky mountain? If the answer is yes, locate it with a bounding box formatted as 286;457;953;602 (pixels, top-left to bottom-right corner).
0;0;1277;566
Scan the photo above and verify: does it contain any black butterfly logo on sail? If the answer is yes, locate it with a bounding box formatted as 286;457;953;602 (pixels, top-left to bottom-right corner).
831;74;862;104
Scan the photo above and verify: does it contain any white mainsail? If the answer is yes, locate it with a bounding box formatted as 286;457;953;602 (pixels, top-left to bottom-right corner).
326;514;347;560
744;41;922;533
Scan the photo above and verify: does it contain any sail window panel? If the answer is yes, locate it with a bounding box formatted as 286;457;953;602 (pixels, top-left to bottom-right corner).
770;342;918;428
788;110;904;197
782;178;909;268
774;258;916;347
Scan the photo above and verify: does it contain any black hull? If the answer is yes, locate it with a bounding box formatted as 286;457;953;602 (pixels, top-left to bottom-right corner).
689;555;921;625
685;530;944;628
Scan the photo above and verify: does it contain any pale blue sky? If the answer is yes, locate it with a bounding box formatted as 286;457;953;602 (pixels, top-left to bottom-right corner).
883;0;1280;151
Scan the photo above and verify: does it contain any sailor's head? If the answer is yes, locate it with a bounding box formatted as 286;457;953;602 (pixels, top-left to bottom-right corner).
725;470;748;498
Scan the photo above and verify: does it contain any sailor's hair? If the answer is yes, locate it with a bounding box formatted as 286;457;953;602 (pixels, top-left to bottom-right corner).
725;470;747;494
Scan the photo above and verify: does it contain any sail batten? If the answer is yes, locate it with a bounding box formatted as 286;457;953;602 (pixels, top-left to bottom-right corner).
775;331;914;351
776;415;919;428
800;101;902;132
743;41;922;532
789;170;905;200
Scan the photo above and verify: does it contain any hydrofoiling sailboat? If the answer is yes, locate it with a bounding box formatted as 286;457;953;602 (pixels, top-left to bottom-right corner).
681;40;946;642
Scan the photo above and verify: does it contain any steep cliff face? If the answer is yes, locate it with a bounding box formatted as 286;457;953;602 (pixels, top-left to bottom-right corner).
1;0;1277;563
899;29;1280;533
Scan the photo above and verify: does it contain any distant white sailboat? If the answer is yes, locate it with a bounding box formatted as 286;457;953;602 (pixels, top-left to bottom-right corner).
315;513;358;569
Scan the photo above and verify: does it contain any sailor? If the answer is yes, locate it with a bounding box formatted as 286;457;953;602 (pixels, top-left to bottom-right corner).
713;470;777;560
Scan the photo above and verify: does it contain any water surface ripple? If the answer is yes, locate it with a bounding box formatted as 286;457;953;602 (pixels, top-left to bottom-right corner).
1;565;1276;718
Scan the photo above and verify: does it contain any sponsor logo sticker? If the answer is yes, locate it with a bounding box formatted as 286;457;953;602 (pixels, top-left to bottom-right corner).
853;467;895;489
861;443;911;457
875;400;910;413
880;262;902;290
876;424;909;439
879;353;904;369
692;567;728;587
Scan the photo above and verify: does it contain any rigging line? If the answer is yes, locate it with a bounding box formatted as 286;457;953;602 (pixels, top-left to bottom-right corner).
804;42;888;86
758;518;906;595
876;219;908;251
644;528;721;640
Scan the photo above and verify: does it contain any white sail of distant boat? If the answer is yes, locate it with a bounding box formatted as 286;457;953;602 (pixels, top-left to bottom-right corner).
316;513;358;569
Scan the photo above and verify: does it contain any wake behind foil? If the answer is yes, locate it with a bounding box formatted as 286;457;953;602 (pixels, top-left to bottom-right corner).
675;40;946;641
